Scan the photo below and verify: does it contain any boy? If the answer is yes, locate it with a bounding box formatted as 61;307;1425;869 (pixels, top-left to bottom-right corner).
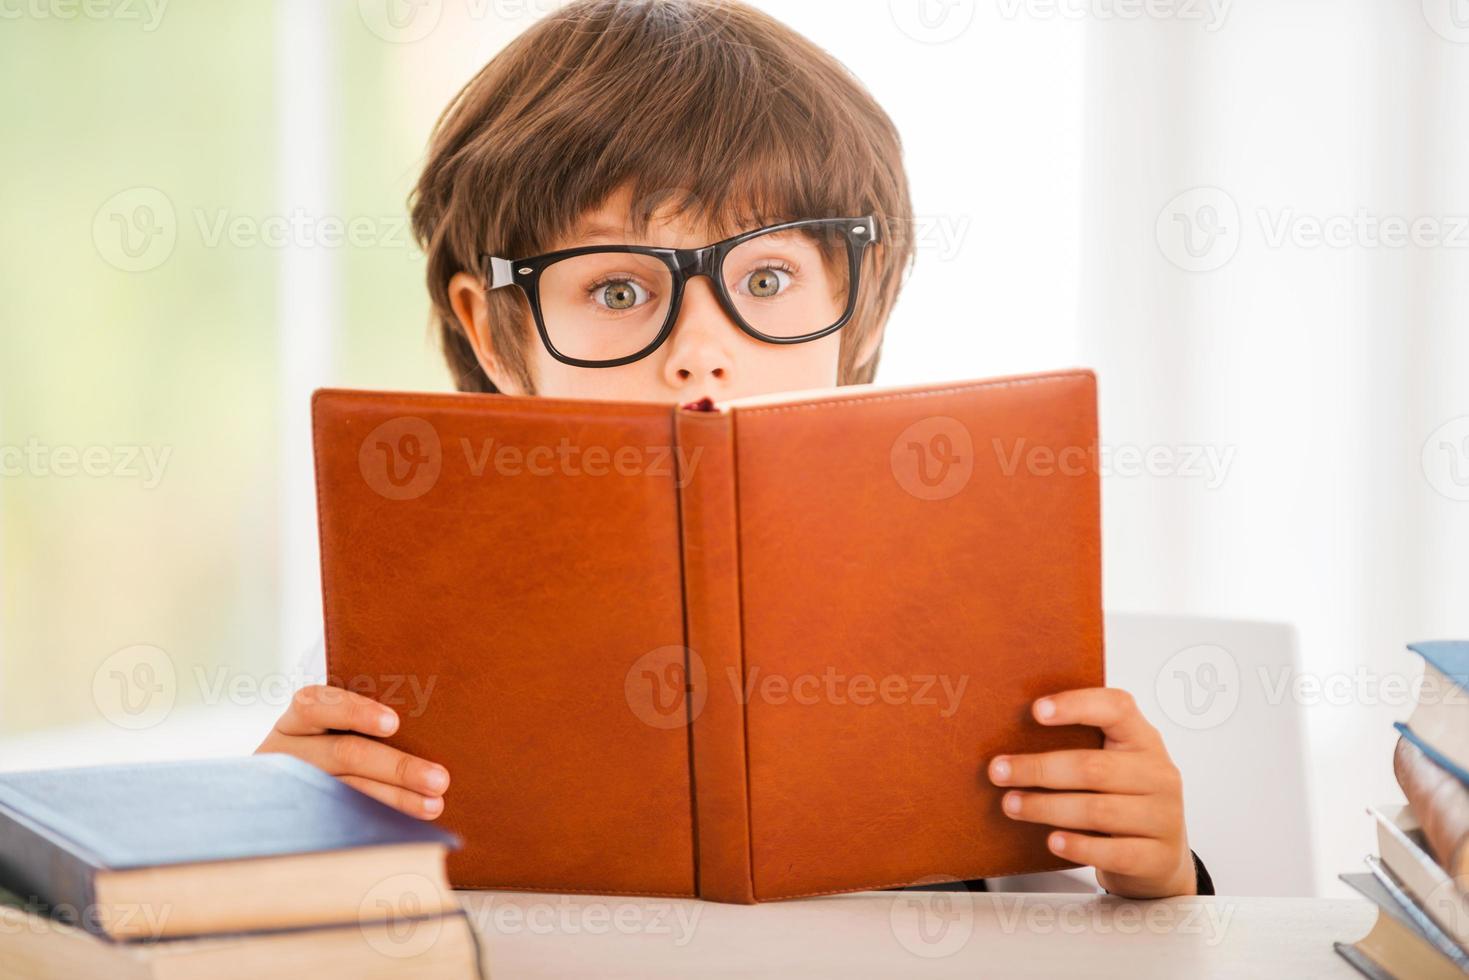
257;0;1210;899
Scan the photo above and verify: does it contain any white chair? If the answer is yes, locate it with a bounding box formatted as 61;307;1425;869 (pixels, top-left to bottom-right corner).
987;612;1315;897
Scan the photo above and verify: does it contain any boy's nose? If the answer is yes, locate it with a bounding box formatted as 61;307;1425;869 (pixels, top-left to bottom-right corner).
661;278;735;389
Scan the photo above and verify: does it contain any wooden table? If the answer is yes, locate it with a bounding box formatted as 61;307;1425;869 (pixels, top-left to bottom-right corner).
455;889;1375;978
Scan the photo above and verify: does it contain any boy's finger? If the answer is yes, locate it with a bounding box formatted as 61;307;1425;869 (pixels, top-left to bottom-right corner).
275;685;399;738
337;775;445;821
1000;790;1173;837
1031;688;1160;748
1045;831;1174;879
988;749;1169;794
309;734;450;797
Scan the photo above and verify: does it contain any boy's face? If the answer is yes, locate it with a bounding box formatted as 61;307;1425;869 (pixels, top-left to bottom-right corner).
448;184;879;403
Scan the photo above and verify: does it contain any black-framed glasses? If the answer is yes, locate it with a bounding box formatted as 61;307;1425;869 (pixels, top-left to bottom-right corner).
480;216;879;368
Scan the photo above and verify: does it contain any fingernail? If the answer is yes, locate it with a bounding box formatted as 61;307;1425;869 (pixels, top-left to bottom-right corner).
423;796;443;817
1049;832;1066;852
1034;698;1056;721
423;767;449;793
378;712;397;735
990;757;1011;783
1003;792;1021;814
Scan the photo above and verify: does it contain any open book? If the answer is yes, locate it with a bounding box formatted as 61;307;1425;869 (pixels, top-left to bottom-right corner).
311;369;1104;902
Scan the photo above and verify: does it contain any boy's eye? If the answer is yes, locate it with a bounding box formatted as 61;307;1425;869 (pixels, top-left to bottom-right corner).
739;265;791;299
592;278;650;311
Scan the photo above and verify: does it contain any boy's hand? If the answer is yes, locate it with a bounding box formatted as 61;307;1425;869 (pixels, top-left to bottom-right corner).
987;687;1196;899
256;685;450;821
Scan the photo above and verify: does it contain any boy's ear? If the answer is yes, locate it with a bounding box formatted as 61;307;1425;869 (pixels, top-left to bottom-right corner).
850;243;889;375
853;318;886;374
447;271;526;395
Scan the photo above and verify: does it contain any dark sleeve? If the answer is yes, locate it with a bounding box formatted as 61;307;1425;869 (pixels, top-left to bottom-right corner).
894;853;1212;897
892;877;988;892
1191;849;1215;896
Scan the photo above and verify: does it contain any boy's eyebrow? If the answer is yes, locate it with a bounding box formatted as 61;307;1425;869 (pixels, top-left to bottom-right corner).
567;218;777;247
576;222;634;242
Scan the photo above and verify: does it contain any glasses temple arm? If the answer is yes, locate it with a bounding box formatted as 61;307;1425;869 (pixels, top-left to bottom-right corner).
486;256;515;290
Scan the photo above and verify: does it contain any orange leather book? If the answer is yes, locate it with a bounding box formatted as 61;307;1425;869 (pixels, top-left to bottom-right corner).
1394;735;1469;881
311;369;1104;902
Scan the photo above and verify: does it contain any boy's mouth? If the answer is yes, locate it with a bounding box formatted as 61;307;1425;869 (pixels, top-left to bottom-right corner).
681;396;718;412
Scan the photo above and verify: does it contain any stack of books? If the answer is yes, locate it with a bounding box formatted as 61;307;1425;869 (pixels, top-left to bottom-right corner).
0;755;486;979
1335;641;1469;980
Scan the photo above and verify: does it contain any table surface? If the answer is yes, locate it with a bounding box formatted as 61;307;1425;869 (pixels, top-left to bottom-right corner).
455;889;1376;979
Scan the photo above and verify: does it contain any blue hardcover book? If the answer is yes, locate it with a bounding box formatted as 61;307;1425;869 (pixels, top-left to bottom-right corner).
1396;640;1469;787
0;754;460;941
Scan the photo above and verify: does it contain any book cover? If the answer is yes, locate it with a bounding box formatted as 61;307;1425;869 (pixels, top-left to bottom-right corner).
0;755;458;937
313;370;1106;901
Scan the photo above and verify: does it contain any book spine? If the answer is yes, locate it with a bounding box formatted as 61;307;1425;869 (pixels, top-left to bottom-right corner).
674;409;756;904
0;798;102;934
1393;735;1469;879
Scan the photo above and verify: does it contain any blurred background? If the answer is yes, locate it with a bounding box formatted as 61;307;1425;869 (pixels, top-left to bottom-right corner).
1;0;1466;897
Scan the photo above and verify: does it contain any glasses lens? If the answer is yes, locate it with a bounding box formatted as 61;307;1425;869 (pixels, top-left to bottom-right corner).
537;252;674;362
723;225;853;339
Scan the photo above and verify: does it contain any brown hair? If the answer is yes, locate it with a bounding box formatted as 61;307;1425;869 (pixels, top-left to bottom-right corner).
409;0;914;394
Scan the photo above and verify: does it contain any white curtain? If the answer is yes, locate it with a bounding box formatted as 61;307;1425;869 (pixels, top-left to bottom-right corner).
1079;1;1469;894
